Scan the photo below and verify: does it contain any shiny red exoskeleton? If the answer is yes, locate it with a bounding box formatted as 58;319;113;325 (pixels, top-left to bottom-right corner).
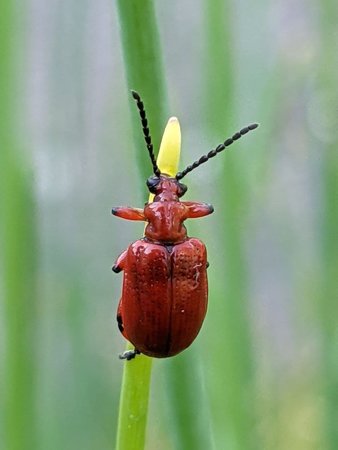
112;91;258;360
112;176;213;358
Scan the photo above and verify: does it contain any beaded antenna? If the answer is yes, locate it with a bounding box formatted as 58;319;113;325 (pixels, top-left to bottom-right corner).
131;90;258;179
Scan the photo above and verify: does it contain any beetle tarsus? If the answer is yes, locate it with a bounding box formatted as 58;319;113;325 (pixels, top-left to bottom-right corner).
112;265;122;273
119;348;141;361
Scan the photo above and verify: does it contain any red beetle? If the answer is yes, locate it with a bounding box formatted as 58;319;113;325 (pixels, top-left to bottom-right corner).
112;91;258;359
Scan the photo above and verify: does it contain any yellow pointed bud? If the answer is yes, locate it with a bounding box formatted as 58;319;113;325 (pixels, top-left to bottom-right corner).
156;117;181;177
148;116;181;204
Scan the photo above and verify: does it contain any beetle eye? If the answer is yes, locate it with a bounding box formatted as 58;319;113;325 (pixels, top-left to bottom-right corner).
146;176;160;194
178;183;188;197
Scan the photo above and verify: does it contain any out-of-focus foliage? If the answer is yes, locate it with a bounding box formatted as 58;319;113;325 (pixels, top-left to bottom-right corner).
1;1;337;449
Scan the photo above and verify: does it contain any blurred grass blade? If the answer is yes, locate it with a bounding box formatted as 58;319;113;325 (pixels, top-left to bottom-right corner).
0;1;39;449
203;0;234;131
163;352;213;450
317;2;338;448
202;1;257;448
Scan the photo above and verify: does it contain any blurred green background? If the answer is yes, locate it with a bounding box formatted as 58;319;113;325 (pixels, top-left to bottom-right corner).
1;1;338;449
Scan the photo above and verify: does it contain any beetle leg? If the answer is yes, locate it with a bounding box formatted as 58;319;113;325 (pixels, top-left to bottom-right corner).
112;206;145;221
206;261;210;269
112;249;128;273
119;348;141;361
116;310;124;333
116;299;129;339
183;202;214;218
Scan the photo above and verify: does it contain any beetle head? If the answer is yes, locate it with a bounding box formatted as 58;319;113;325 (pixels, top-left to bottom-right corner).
146;175;187;200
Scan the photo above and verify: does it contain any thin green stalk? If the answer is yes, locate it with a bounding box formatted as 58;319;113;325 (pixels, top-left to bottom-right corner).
116;0;168;183
115;4;168;447
163;351;213;450
0;1;38;449
203;0;234;132
202;1;257;448
317;1;338;447
115;348;153;450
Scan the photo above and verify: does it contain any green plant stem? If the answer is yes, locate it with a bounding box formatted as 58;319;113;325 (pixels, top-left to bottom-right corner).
0;1;38;449
115;2;168;449
116;0;168;183
116;347;153;450
202;1;257;448
317;2;338;447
